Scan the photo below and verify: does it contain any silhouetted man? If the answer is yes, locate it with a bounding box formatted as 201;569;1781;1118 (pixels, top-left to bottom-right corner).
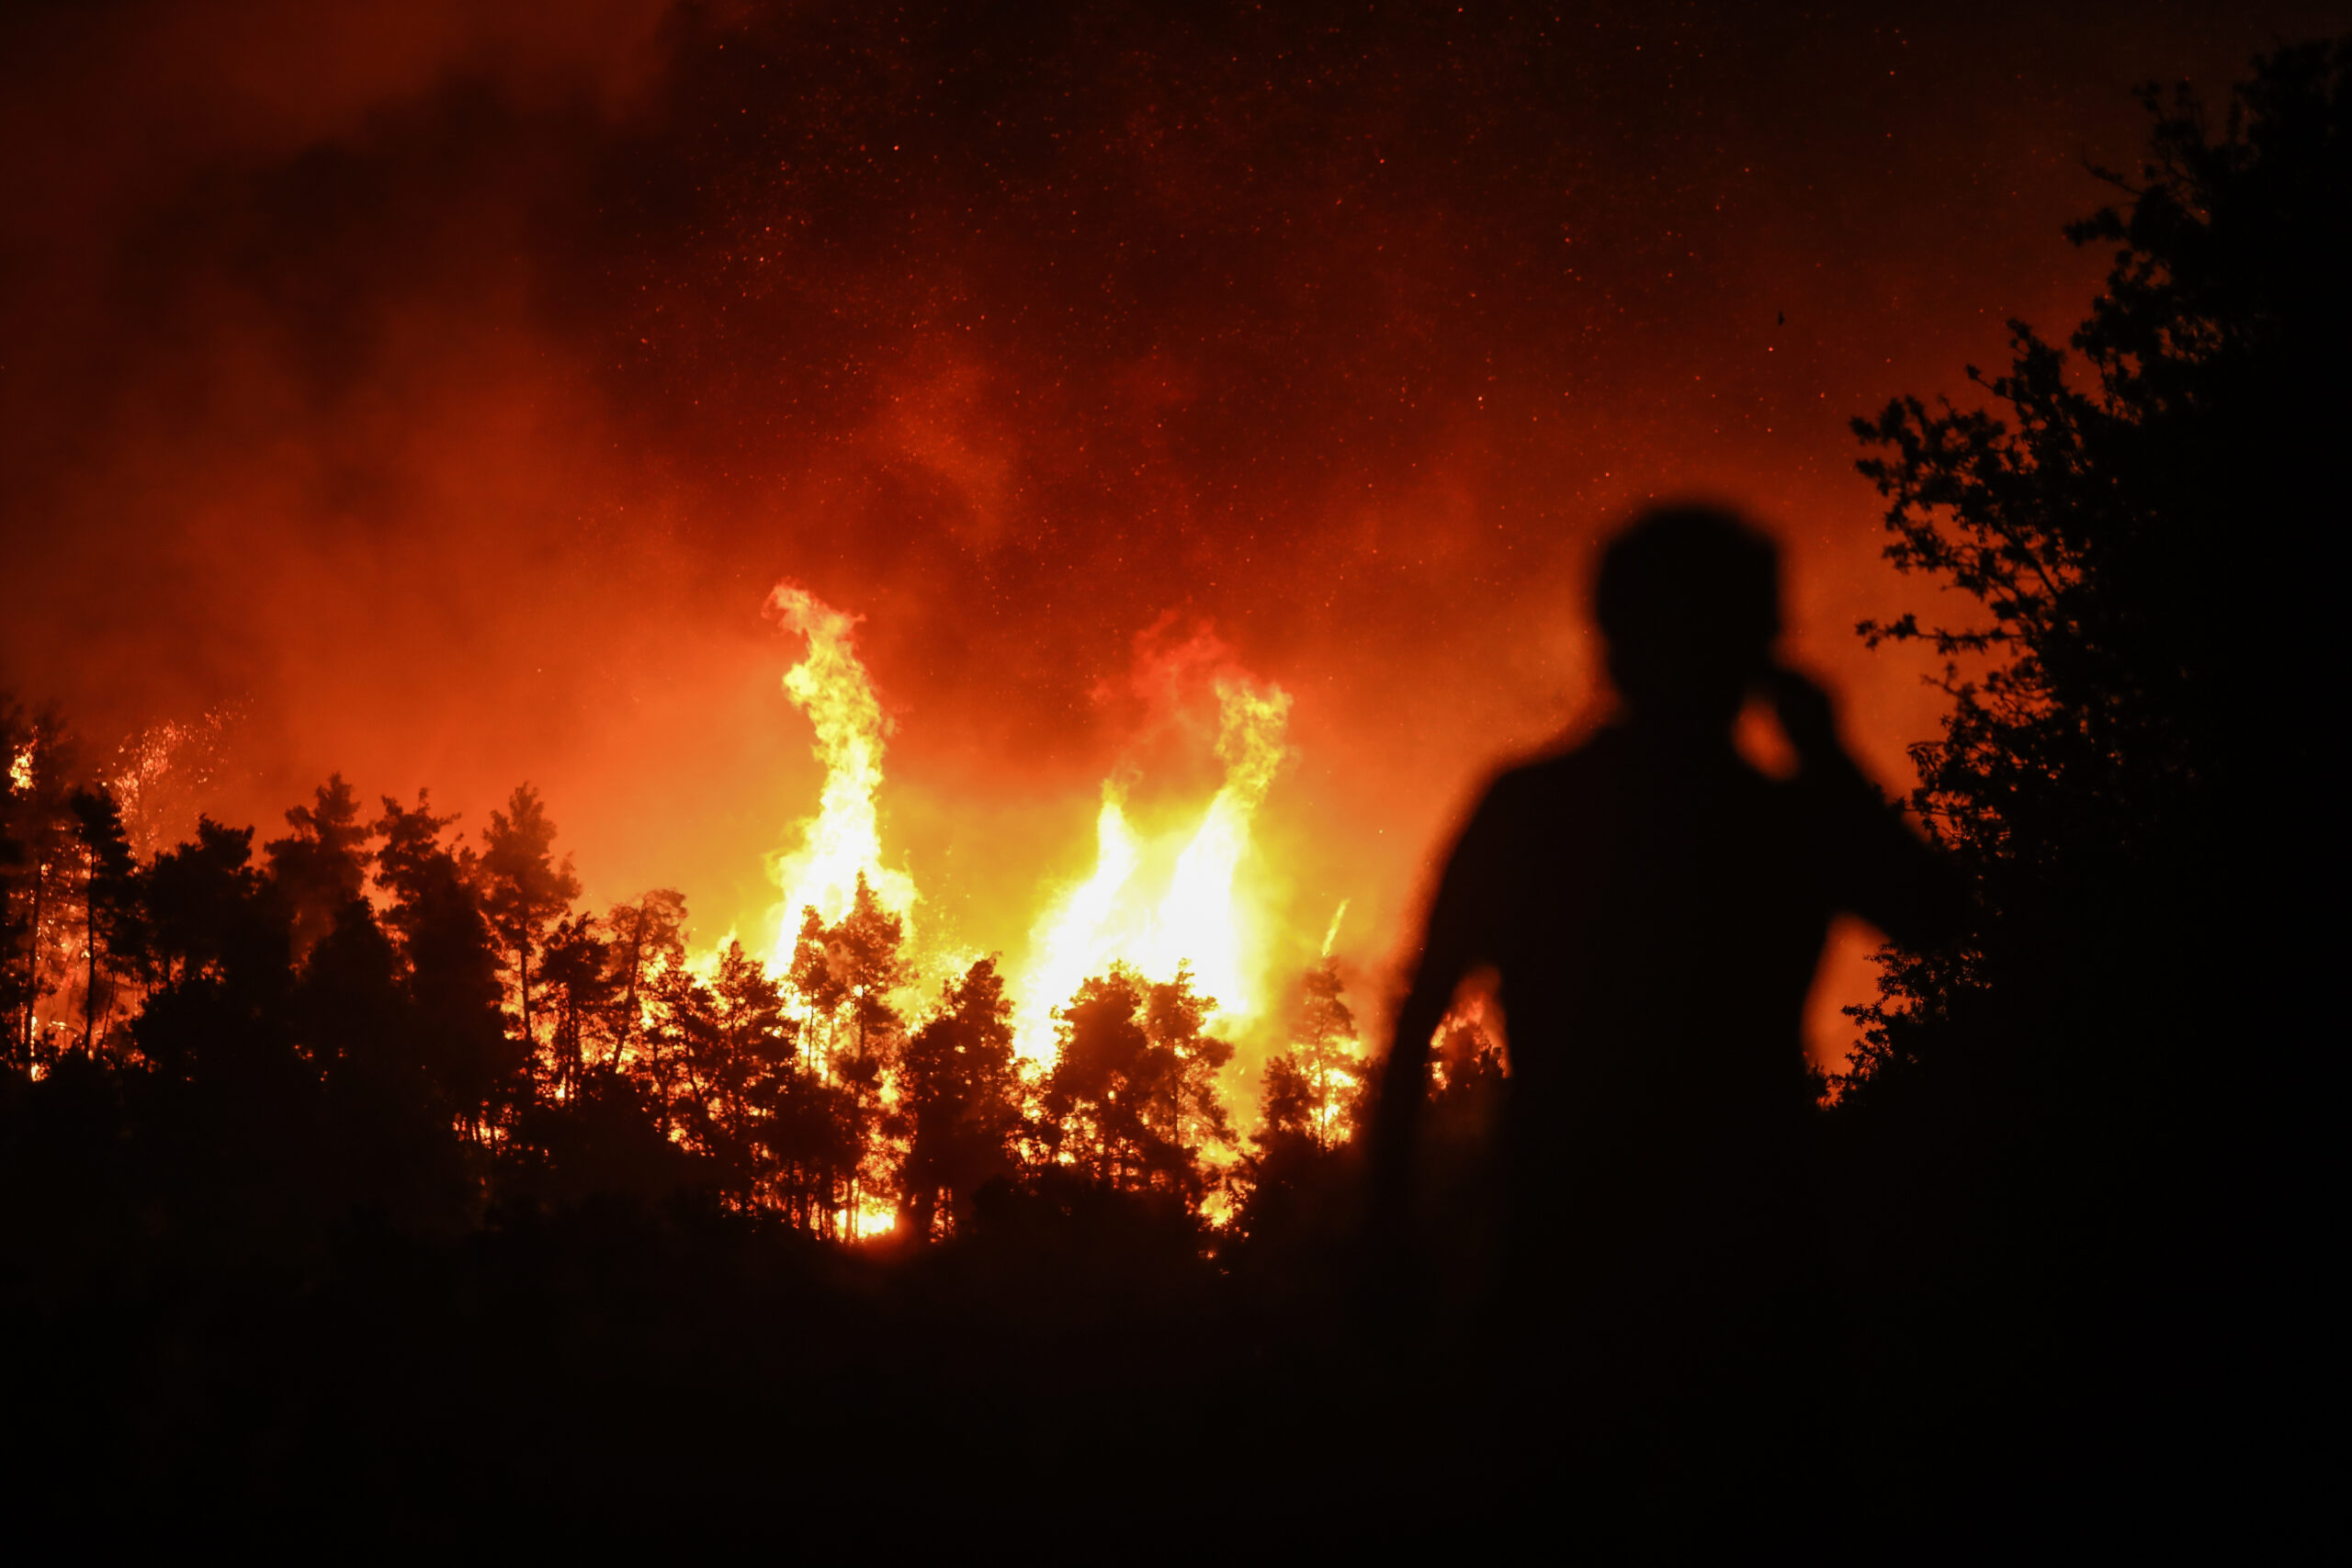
1371;504;1962;1375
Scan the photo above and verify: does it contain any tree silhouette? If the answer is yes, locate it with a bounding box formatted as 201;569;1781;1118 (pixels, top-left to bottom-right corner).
1229;962;1367;1268
293;892;409;1088
1845;38;2348;1138
892;956;1022;1236
787;873;908;1231
133;818;294;1084
1258;959;1361;1151
66;785;141;1055
537;912;615;1099
1146;966;1237;1185
603;888;686;1069
264;774;370;964
1040;964;1230;1213
1825;43;2350;1529
474;784;583;1064
661;939;797;1202
375;792;519;1140
1;706;74;1066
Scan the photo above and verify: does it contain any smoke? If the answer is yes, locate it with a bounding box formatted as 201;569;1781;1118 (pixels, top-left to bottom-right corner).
1;0;2318;1072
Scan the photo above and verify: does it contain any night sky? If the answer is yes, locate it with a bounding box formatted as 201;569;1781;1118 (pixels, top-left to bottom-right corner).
4;1;2340;1055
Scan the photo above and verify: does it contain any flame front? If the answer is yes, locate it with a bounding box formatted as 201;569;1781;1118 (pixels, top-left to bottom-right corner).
764;583;918;969
1131;676;1293;1022
1011;787;1143;1057
752;583;1298;1066
1012;673;1293;1060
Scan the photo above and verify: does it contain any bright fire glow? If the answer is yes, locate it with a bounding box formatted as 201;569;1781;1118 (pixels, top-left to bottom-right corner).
846;1202;900;1239
763;583;919;968
747;583;1299;1077
1012;674;1293;1060
1011;786;1144;1058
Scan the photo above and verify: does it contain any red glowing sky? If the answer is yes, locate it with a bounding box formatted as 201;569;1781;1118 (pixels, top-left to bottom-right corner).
4;2;2338;1055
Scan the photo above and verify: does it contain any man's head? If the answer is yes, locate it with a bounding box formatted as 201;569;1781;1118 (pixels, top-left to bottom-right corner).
1595;504;1781;725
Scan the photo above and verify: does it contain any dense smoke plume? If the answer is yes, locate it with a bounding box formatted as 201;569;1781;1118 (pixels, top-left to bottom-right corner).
4;1;2334;1064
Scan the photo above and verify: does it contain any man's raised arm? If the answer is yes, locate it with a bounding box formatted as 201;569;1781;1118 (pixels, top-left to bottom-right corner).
1770;665;1968;953
1367;782;1512;1237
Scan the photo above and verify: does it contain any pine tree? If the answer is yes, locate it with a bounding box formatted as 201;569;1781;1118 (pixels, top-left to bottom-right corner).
893;956;1022;1235
786;873;908;1231
264;774;371;964
1;707;74;1066
66;785;141;1056
376;791;519;1140
474;784;582;1066
1258;960;1360;1151
602;888;686;1069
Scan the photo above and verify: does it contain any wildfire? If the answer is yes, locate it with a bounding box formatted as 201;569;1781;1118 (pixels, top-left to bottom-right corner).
750;582;1299;1070
763;583;919;969
1012;784;1144;1057
1012;673;1293;1060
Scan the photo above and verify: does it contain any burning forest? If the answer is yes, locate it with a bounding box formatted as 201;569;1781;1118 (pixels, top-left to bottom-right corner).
2;576;1382;1243
2;4;2340;1552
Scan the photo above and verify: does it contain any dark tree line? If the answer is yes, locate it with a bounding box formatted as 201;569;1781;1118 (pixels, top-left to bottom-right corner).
0;742;1372;1247
1839;39;2342;1198
1819;37;2346;1536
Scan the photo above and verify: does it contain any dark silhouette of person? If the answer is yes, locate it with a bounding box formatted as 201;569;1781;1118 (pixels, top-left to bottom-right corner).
1368;504;1964;1422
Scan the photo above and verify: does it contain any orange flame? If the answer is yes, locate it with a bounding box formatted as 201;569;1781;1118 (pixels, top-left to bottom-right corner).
743;586;1302;1072
1012;673;1293;1060
763;583;918;970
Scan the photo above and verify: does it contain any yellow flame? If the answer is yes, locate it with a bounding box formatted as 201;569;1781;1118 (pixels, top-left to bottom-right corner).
764;583;919;970
845;1201;901;1240
1012;787;1143;1059
1012;674;1292;1060
1135;675;1291;1017
6;744;29;792
684;931;738;984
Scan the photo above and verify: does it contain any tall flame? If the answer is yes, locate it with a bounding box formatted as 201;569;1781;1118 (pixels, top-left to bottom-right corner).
764;583;918;968
748;585;1296;1063
1012;674;1293;1060
1012;787;1143;1057
1132;675;1292;1019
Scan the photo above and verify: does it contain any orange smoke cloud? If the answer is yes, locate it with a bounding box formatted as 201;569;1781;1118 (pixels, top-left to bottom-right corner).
2;1;2312;1082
